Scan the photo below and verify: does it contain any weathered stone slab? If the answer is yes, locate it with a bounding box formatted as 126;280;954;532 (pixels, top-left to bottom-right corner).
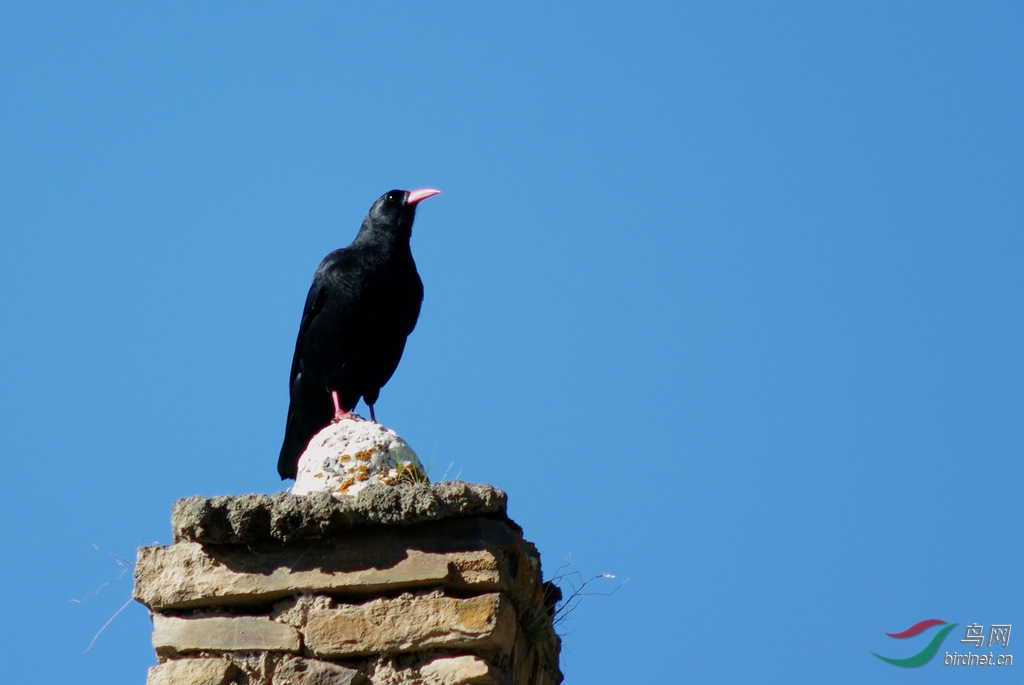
136;517;524;610
172;482;509;544
147;658;237;685
137;542;472;609
305;592;516;658
152;615;301;656
419;655;499;685
272;655;364;685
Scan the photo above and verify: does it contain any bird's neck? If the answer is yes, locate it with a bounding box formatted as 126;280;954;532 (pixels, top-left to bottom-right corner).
352;230;411;260
353;218;411;247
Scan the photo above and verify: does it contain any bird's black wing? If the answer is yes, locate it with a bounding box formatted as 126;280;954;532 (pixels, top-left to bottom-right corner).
288;268;328;388
287;247;371;382
278;248;368;479
278;272;328;479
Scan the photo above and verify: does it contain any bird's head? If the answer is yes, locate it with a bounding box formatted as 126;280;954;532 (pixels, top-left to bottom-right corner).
360;188;441;242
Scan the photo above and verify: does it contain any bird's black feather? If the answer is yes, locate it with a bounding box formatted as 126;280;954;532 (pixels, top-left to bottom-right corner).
277;189;432;479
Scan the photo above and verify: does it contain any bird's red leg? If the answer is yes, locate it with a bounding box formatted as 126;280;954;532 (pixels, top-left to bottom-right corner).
331;390;349;423
369;404;377;423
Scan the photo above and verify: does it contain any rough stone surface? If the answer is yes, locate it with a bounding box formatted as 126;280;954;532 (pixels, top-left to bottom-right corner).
292;417;424;498
418;655;498;685
136;540;505;610
152;615;301;656
506;612;563;685
136;516;532;611
171;482;509;544
272;656;365;685
304;592;516;658
147;658;237;685
138;482;561;684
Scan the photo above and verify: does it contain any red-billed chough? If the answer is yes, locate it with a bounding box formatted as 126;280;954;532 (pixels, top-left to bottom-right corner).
277;188;440;480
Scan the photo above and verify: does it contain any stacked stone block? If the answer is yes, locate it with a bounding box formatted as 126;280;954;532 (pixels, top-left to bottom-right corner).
134;482;562;685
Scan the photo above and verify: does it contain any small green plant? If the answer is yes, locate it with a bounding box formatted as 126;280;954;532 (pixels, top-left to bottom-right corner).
404;440;462;485
394;460;429;485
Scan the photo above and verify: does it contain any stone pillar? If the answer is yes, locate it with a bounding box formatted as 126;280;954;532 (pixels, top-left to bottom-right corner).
134;483;562;685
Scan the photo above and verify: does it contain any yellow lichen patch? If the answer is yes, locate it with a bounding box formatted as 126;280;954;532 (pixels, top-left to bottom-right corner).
338;477;354;493
353;448;374;462
355;465;369;481
339;454;351;462
313;472;324;479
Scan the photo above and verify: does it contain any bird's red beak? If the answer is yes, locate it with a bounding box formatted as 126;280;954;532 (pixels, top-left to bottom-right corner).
406;188;441;206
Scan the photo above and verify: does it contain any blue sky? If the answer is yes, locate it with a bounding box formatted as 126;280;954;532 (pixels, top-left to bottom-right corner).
1;3;1021;683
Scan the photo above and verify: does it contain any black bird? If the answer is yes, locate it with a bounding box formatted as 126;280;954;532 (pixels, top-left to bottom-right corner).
277;188;440;480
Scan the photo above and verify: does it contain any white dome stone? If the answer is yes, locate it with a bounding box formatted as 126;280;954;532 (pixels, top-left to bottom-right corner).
290;414;426;498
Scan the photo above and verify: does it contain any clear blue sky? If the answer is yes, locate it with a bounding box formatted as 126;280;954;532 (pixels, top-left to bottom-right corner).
1;3;1020;683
